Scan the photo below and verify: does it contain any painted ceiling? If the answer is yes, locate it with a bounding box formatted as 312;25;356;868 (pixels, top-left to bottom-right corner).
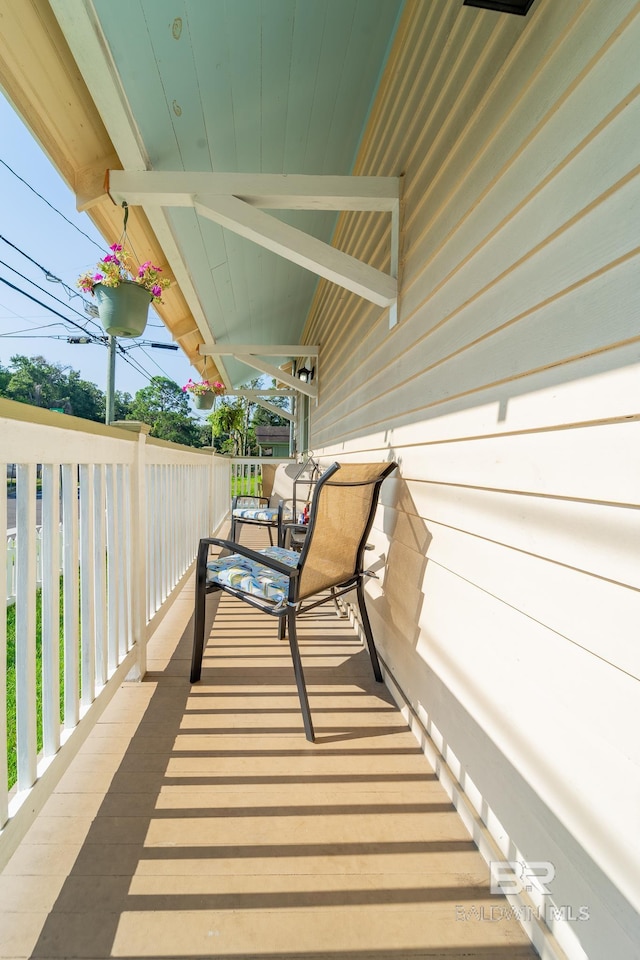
51;0;405;388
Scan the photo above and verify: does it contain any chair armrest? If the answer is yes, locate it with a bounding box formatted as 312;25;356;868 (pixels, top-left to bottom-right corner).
197;537;300;578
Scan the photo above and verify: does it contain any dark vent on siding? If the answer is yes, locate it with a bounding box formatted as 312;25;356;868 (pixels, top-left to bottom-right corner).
463;0;534;14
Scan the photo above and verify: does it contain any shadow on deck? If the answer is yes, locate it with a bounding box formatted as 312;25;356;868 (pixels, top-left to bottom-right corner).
0;529;537;959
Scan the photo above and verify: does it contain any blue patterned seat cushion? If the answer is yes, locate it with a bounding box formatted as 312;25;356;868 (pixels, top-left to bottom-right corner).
206;545;300;603
232;505;293;524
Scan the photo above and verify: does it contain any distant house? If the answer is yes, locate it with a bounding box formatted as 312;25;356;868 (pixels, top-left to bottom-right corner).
254;425;290;458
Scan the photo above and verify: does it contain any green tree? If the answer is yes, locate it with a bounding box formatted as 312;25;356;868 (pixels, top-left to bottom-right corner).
128;376;201;445
3;354;66;409
112;390;134;422
251;380;292;428
195;420;214;448
208;398;246;454
61;369;103;421
0;354;105;420
206;378;293;454
94;388;133;424
0;362;11;394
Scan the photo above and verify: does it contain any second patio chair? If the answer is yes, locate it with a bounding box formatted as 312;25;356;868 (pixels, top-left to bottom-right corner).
190;460;396;741
230;457;319;546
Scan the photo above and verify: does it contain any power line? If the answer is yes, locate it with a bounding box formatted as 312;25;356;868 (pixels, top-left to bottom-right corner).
0;324;73;337
0;273;157;386
0;273;180;384
0;274;103;343
0;234;91;309
0;257;102;334
0;162;188;402
0;159;104;251
0;333;80;340
1;233;177;338
129;345;174;381
121;345;170;383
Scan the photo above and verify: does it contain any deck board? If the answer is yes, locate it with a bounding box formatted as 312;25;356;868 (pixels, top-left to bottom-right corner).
0;528;537;959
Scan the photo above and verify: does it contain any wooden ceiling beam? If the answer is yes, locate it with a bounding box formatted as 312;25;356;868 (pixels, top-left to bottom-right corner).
110;170;399;311
108;170;400;211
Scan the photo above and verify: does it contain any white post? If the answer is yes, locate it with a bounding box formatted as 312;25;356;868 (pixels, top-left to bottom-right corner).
41;464;61;758
93;465;107;687
16;464;37;790
208;449;216;535
61;464;80;731
0;462;7;826
115;464;129;661
105;464;119;675
127;424;150;679
79;464;96;707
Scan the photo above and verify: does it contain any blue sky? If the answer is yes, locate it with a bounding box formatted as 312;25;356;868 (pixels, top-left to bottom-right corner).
0;92;201;401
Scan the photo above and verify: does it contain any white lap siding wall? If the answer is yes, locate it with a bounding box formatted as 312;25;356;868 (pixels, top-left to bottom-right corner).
305;1;640;958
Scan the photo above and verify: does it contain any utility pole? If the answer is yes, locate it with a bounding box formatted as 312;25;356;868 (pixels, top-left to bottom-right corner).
105;335;117;424
67;334;178;424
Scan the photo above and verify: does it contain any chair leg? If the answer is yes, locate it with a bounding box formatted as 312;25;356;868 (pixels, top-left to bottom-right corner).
268;524;274;546
286;607;315;742
190;598;205;682
356;579;383;683
190;543;210;682
278;614;287;641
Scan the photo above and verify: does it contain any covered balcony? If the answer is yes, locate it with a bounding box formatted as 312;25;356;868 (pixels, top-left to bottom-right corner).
1;2;639;959
1;414;535;958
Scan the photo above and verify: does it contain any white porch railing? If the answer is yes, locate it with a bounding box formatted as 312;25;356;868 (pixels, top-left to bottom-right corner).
0;400;230;868
6;525;63;607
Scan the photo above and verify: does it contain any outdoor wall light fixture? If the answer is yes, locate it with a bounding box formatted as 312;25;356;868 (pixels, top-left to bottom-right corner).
463;0;534;14
297;365;315;383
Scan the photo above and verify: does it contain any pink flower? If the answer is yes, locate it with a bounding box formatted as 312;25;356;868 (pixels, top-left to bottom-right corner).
76;246;170;301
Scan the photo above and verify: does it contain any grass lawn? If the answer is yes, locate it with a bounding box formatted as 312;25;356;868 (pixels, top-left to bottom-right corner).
5;583;64;789
231;474;261;498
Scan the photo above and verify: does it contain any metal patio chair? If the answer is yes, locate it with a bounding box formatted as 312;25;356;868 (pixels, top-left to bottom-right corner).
230;456;320;547
190;460;396;741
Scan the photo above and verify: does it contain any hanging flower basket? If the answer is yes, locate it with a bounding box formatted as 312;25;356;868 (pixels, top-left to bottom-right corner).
77;243;171;339
182;379;225;410
92;280;151;338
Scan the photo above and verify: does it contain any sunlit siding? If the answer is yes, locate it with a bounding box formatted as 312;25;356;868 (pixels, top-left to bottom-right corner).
305;1;640;958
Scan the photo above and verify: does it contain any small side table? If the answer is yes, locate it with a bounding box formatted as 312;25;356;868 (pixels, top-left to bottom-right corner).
283;522;309;552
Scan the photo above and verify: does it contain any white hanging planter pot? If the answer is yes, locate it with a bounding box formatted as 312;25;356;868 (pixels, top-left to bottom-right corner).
93;281;151;338
193;391;216;410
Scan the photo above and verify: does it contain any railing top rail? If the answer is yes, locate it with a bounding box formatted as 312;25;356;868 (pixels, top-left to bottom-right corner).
1;403;231;466
230;457;294;465
0;398;141;441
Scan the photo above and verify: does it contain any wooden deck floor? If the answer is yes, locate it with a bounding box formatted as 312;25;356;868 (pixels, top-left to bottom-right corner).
0;530;537;959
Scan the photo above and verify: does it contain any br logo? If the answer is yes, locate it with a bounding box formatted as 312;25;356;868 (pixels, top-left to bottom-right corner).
490;860;555;896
